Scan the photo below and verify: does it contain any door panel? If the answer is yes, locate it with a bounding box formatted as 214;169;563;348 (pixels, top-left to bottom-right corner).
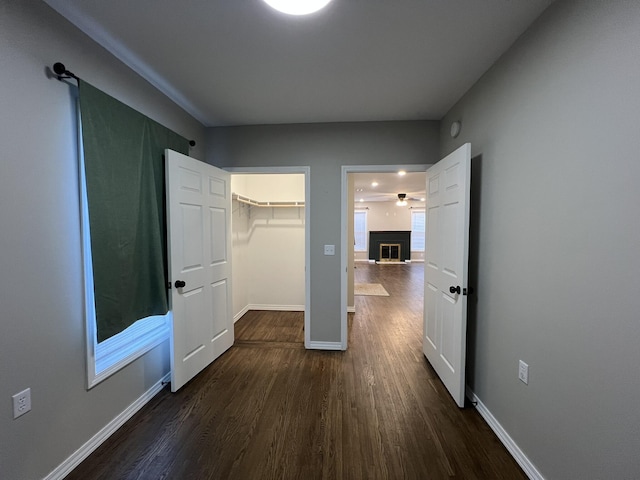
210;207;227;263
425;283;438;350
166;150;233;392
181;204;204;271
423;143;471;408
210;279;229;338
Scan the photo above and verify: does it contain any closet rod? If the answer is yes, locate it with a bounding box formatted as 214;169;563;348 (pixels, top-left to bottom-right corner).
233;193;304;208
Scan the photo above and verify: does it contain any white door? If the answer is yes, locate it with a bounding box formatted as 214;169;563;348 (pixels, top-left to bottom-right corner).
423;143;471;407
166;149;233;392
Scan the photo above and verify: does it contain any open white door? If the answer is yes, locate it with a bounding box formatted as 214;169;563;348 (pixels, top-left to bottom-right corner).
423;143;471;407
166;150;233;392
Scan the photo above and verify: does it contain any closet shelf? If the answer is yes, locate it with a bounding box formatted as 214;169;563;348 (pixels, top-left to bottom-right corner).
232;193;304;208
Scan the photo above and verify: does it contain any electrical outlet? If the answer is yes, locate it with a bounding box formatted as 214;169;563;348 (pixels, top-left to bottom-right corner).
12;388;31;419
518;360;529;385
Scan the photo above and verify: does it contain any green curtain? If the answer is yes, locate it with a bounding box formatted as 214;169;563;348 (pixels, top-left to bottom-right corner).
79;80;189;342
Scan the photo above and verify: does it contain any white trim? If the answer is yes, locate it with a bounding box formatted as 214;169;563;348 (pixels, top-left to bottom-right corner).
44;373;171;480
233;305;251;323
347;306;355;313
225;167;311;350
247;304;305;311
307;341;344;351
466;387;545;480
341;165;429;350
92;317;169;387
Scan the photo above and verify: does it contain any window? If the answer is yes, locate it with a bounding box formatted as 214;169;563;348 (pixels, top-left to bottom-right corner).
411;210;426;251
354;210;368;252
80;124;170;388
78;81;189;388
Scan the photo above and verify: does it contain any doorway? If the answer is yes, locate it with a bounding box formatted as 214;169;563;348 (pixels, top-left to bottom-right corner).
227;167;311;346
340;164;429;349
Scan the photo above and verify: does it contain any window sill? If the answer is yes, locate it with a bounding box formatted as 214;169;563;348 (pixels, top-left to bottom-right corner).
88;314;170;389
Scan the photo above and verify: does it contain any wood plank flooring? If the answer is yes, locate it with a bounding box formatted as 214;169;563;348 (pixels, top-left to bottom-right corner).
66;263;526;480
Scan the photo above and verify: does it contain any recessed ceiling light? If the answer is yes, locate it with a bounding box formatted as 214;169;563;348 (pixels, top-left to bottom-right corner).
359;198;364;202
398;170;406;176
420;198;426;202
262;0;333;15
371;182;378;187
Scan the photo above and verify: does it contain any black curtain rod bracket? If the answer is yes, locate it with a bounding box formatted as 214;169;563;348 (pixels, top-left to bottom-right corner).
53;62;79;82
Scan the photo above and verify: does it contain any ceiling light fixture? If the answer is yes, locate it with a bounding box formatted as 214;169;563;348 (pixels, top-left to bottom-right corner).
398;170;406;176
396;193;408;207
262;0;333;15
371;181;378;187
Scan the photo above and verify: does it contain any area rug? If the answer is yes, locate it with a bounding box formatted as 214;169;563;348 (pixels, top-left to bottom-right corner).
354;283;390;296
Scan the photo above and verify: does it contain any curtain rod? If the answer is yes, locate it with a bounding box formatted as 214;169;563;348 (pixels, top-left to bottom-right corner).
52;62;196;148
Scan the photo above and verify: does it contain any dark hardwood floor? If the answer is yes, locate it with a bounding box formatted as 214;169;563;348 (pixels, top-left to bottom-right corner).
66;263;526;480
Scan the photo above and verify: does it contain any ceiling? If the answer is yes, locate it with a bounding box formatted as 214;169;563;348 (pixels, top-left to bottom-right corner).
44;0;555;128
353;172;426;204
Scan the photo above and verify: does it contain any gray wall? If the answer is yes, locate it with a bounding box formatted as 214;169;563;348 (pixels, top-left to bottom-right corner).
0;1;205;478
208;121;439;342
440;0;640;477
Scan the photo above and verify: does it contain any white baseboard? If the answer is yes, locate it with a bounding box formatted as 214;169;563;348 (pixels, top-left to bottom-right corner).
466;387;544;480
233;305;250;323
45;372;171;480
248;304;305;312
306;341;344;351
347;305;355;313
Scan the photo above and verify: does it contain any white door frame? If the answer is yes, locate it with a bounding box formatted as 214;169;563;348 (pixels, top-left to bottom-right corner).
226;166;311;347
340;164;429;349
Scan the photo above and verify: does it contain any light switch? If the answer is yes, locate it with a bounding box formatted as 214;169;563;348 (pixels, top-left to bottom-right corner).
324;244;335;256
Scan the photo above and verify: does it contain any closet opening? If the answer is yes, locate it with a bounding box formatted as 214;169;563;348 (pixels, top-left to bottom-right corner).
229;168;310;347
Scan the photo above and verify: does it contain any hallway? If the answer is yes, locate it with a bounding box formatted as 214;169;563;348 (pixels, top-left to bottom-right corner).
67;263;525;479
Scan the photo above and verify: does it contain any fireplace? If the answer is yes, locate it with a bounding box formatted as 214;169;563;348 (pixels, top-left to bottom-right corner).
369;231;411;263
379;243;401;262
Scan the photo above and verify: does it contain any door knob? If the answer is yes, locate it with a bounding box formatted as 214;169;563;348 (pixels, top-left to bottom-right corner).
449;286;460;294
174;280;186;288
